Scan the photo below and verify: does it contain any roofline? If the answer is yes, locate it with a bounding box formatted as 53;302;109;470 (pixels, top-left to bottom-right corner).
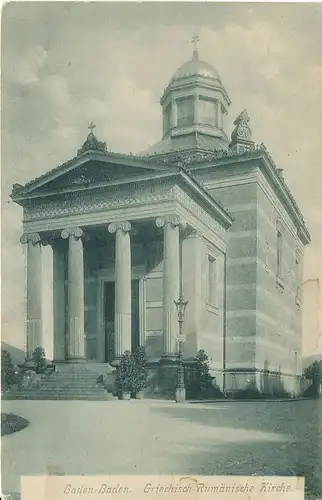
11;167;234;229
11;149;162;198
188;146;311;245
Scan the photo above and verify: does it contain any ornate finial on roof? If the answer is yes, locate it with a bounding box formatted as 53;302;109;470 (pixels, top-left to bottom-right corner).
229;109;254;153
77;124;107;155
191;33;200;60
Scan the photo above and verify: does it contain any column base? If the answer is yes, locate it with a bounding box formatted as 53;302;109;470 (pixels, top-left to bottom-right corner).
175;387;186;403
110;358;121;368
160;353;178;363
157;358;178;399
66;357;86;363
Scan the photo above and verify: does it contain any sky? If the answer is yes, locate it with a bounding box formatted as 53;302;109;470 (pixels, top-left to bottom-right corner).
1;2;322;353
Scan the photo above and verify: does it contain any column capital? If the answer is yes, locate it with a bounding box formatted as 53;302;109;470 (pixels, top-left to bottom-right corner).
108;221;131;234
61;227;83;240
156;214;180;229
20;232;41;245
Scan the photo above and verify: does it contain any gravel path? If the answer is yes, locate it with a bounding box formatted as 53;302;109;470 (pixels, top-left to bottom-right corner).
2;399;321;498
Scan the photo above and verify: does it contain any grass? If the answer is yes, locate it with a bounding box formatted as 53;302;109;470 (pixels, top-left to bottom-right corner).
1;412;29;436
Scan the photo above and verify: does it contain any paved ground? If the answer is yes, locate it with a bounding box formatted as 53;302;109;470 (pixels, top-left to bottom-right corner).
2;399;322;498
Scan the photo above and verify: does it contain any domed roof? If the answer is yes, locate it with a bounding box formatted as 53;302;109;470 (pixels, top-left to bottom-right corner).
171;52;221;83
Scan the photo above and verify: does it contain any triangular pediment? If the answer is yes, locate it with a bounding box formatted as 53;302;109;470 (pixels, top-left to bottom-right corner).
12;150;164;201
40;160;153;193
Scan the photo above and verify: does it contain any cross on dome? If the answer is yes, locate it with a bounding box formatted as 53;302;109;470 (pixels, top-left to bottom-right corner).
191;33;200;59
88;121;96;133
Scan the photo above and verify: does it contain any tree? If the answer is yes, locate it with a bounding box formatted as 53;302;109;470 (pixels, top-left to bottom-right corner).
303;361;321;382
1;350;18;390
303;361;322;398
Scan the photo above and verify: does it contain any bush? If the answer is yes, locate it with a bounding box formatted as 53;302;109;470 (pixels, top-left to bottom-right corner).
186;350;215;400
1;413;29;436
1;350;19;390
32;347;46;373
114;351;136;397
132;346;148;395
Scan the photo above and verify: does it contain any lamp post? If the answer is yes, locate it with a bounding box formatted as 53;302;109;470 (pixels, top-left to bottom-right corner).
174;294;188;403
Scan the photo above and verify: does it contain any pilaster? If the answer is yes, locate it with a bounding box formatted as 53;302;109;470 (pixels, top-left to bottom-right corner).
170;97;177;129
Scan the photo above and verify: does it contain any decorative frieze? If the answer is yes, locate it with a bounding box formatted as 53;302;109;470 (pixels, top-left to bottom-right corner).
173;185;224;236
23;182;174;222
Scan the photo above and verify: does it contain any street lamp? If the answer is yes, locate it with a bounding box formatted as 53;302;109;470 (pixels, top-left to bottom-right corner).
174;294;188;403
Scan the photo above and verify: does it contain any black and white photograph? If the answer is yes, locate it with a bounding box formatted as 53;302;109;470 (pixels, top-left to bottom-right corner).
1;2;322;499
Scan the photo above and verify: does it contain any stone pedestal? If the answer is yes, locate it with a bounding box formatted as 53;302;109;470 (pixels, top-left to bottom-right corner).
175;387;186;403
62;227;85;361
108;221;132;363
20;233;43;359
157;358;178;399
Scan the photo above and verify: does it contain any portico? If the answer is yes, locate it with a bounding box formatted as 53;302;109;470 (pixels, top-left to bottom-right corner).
14;141;232;372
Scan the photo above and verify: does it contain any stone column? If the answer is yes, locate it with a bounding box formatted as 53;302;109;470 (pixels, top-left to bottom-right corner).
20;232;43;359
156;215;180;357
52;240;66;362
61;227;85;361
170;97;177;129
108;221;132;363
194;94;199;124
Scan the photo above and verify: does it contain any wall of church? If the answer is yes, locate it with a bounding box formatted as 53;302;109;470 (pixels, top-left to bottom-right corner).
195;164;304;394
255;175;303;387
206;180;258;376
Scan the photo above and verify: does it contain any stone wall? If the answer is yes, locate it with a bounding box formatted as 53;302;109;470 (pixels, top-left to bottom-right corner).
197;163;305;394
206;180;258;371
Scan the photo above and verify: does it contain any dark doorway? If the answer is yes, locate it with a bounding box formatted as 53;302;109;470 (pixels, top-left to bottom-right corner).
104;280;140;362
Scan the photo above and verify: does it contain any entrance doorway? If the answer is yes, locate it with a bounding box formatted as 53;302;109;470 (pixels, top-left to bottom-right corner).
104;280;140;363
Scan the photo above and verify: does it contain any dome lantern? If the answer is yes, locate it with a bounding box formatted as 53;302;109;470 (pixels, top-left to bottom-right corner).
159;38;231;152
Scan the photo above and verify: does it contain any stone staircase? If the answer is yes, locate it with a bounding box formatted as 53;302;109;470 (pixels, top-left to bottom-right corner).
3;363;117;401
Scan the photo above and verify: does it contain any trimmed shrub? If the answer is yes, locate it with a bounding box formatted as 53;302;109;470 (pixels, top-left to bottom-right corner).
132;346;148;395
186;350;219;400
114;351;136;397
1;413;29;436
32;347;46;374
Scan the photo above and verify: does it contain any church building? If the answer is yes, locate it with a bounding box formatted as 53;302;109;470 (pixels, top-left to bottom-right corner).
11;44;311;396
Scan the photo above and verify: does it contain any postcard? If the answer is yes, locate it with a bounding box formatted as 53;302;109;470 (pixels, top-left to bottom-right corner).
1;2;321;500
